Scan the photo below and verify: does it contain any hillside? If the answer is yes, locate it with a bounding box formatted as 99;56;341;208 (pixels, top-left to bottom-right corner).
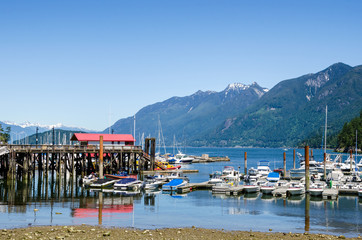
106;83;268;145
197;63;362;147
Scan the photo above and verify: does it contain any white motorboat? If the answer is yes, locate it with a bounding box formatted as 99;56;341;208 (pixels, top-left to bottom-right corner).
243;184;260;193
287;182;304;196
245;167;259;183
257;160;272;177
260;182;275;195
209;171;223;185
114;178;143;191
309;182;326;196
222;166;242;182
143;176;166;190
172;152;194;164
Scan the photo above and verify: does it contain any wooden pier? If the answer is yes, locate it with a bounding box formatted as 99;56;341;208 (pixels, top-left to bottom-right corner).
0;138;158;181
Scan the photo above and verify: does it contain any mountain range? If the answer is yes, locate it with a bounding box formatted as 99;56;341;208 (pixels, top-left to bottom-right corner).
6;62;362;148
0;121;92;143
107;62;362;148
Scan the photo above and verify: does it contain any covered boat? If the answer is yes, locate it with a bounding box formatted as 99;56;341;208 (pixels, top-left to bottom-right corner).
162;179;187;191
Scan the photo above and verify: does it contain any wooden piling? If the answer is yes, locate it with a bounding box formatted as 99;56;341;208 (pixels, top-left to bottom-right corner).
99;135;104;179
244;152;247;175
305;146;310;192
283;152;286;177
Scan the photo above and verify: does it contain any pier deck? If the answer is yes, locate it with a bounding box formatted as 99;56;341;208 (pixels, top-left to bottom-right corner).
322;189;338;200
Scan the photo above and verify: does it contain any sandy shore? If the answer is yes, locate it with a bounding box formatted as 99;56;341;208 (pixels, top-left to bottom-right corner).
1;225;359;240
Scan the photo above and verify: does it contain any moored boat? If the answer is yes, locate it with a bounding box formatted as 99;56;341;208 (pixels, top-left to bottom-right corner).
114;178;143;191
287;182;304;196
162;179;188;191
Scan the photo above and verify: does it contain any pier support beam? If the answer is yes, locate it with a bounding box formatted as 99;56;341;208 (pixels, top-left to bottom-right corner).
99;136;104;179
244;152;247;175
305;146;310;192
283;152;286;178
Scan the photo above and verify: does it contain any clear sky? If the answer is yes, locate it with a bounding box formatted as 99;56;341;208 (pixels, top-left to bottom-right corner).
1;0;362;131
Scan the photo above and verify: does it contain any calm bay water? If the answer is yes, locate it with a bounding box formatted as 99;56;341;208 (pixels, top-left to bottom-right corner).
0;147;361;237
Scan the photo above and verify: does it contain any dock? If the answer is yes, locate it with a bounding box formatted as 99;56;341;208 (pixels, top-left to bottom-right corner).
177;181;213;194
192;156;230;163
322;189;338;200
272;187;288;197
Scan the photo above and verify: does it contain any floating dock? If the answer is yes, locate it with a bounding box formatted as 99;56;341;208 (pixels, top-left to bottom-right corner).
192;155;230;163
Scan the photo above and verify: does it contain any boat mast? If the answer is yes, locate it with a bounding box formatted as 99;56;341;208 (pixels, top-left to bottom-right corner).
356;129;358;163
324;105;328;154
133;115;136;141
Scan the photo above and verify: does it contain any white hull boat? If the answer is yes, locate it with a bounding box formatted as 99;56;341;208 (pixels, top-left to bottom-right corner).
243;185;260;193
114;178;143;191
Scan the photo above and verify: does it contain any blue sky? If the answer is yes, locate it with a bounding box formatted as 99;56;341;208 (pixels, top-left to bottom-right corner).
1;0;362;131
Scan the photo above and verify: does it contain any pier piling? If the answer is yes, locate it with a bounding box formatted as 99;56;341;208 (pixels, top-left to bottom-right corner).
305;146;310;192
244;152;247;175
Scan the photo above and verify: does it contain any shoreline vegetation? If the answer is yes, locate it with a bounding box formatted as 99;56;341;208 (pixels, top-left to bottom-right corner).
2;226;359;240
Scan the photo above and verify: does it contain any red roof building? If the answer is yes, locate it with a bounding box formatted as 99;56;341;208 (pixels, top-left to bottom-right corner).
70;133;135;146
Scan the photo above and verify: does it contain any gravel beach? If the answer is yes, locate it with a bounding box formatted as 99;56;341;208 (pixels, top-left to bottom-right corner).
1;226;359;240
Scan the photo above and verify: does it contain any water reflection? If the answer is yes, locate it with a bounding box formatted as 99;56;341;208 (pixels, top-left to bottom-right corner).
0;173;360;237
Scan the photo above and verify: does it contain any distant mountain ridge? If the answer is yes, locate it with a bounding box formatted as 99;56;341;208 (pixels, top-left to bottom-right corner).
106;82;268;145
198;63;362;147
0;121;94;143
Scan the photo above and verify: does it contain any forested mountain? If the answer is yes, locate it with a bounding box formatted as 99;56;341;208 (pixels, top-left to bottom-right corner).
336;111;362;152
106;83;268;145
197;63;362;147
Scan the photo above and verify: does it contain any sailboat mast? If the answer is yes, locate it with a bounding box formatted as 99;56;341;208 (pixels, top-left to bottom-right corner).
356;129;358;162
324;105;328;154
133;115;136;141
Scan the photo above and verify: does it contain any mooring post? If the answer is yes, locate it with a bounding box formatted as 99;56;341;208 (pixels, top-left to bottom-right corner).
305;146;310;192
150;138;156;171
283;152;286;178
99;135;104;179
305;192;310;232
323;152;327;180
293;149;296;169
244;152;247;175
46;150;49;176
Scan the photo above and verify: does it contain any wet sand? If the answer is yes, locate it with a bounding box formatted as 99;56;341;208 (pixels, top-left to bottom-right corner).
1;225;359;240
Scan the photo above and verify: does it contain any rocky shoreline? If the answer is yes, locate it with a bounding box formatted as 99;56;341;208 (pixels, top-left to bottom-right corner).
1;226;359;240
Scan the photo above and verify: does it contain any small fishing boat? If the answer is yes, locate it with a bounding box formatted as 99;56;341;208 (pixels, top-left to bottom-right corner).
162;179;188;191
114;178;143;191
